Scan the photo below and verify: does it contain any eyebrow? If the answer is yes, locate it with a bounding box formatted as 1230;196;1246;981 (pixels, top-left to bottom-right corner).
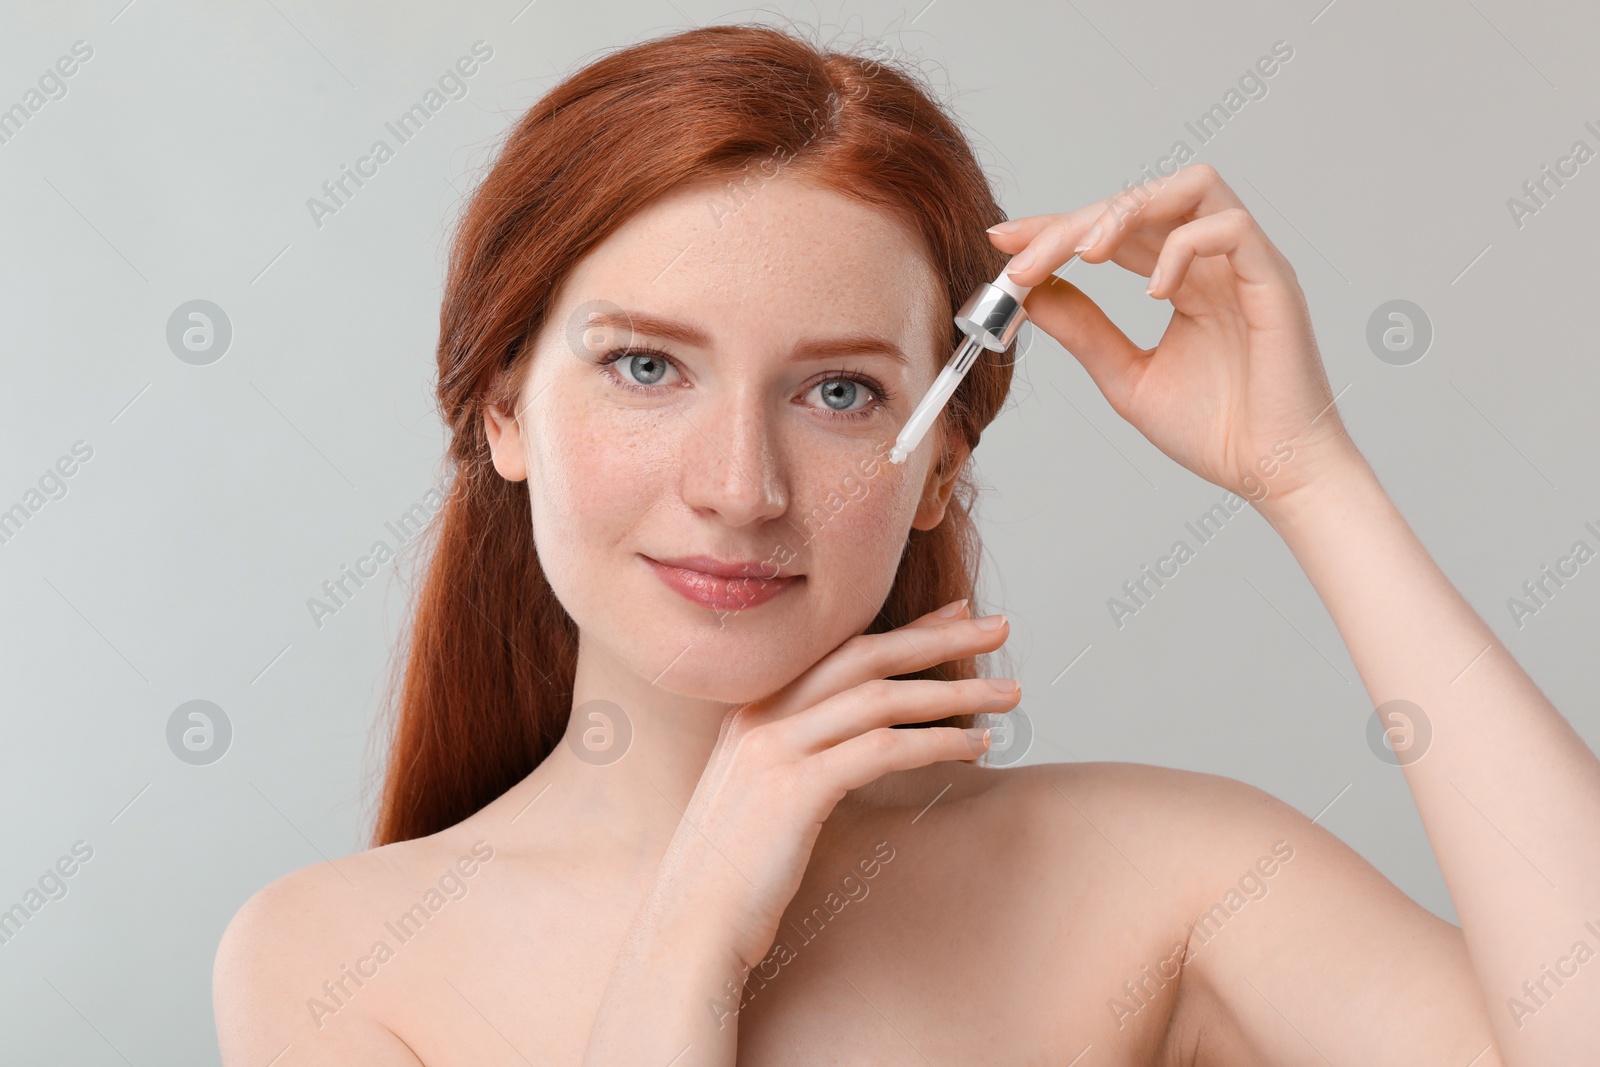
583;308;910;366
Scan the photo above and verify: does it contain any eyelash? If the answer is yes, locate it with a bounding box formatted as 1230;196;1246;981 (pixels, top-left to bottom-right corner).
595;347;895;421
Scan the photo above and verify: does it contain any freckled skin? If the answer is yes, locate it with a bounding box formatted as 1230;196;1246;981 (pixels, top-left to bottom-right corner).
492;173;957;702
217;159;1519;1067
224;176;1224;1067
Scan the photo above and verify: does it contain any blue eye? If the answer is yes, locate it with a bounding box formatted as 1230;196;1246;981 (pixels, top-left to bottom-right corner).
616;352;669;386
803;375;887;418
601;347;896;422
815;379;863;411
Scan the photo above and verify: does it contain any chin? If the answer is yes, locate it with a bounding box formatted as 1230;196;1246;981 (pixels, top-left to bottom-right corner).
636;608;826;704
618;574;873;704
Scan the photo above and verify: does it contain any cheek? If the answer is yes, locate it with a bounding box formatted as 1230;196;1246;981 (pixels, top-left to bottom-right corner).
526;397;677;598
787;441;924;587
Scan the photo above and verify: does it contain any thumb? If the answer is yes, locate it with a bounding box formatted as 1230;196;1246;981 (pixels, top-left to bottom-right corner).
1021;274;1145;416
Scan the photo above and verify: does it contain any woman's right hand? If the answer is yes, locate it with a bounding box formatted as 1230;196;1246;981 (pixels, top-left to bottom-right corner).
660;598;1019;976
582;598;1017;1065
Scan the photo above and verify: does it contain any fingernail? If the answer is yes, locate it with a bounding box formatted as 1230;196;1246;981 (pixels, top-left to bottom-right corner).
1005;248;1034;274
936;598;969;618
986;220;1021;234
1146;264;1162;295
964;726;992;748
974;613;1007;631
1074;224;1101;253
986;678;1019;693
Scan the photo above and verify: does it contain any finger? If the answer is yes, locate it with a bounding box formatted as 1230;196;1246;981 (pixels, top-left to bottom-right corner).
909;597;971;626
991;211;1168;284
985;202;1108;256
764;598;968;715
992;163;1248;289
812;724;995;796
782;676;1020;752
777;615;1010;717
1144;207;1291;299
1021;275;1147;418
1073;162;1246;271
985;197;1119;287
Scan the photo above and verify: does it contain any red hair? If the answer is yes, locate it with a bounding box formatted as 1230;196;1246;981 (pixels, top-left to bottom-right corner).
371;23;1018;846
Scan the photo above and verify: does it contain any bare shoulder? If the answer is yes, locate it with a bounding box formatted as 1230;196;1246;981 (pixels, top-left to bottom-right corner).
1005;758;1314;863
1008;761;1492;1066
915;761;1315;1061
213;834;469;1066
1011;757;1447;913
881;758;1286;869
1005;758;1400;918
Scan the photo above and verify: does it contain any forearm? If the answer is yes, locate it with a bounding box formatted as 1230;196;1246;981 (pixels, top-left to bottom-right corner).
583;884;748;1067
1256;450;1600;1064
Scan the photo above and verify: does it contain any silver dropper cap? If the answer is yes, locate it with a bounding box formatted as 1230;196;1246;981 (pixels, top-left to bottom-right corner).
887;257;1039;464
954;279;1029;352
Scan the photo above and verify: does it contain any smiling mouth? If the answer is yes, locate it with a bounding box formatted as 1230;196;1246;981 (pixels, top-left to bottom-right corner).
640;554;802;613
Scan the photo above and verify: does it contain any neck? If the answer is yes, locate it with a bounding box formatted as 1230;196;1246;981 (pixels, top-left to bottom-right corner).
488;630;738;856
486;630;978;858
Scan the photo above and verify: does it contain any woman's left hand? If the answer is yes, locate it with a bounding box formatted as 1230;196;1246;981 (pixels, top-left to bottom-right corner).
988;162;1359;512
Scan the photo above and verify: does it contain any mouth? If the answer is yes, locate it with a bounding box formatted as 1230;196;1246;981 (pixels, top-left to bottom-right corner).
640;554;803;613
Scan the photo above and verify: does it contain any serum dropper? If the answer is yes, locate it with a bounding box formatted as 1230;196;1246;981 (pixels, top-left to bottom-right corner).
888;252;1050;464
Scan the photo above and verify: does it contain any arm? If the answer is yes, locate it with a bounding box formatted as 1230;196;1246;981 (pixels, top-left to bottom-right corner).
1160;769;1506;1067
988;160;1600;1065
580;830;756;1064
1252;446;1600;1063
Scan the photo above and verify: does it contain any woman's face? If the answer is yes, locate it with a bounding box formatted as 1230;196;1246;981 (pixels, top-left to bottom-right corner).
485;173;968;702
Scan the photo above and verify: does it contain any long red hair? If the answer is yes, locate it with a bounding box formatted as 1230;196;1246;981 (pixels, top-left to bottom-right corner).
371;23;1019;846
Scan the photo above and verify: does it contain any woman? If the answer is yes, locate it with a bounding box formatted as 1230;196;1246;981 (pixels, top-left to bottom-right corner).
213;23;1598;1066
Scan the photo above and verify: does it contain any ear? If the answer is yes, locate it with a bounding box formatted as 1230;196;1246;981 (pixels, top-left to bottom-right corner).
910;428;970;531
483;399;529;482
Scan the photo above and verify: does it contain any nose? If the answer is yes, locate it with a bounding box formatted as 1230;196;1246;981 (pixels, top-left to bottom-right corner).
677;389;789;527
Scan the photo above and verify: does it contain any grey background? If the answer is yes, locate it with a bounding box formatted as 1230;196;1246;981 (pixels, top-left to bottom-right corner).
3;0;1597;1061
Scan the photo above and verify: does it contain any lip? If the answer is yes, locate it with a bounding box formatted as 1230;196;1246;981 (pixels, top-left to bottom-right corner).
641;554;802;613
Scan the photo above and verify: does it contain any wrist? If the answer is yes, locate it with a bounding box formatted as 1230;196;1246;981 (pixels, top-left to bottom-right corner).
585;894;750;1065
648;837;773;965
1251;441;1377;532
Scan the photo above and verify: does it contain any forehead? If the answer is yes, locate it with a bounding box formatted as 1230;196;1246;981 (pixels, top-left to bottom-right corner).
553;173;946;354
